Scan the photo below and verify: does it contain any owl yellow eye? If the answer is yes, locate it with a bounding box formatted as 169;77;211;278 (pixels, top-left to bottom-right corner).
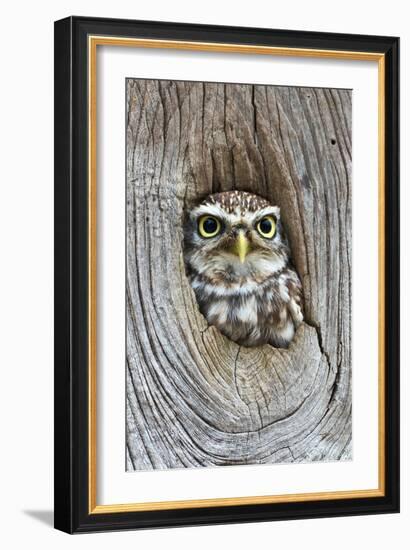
198;216;221;238
256;216;276;239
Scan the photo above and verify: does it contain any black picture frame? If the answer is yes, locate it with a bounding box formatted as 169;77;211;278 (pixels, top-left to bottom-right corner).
54;15;400;534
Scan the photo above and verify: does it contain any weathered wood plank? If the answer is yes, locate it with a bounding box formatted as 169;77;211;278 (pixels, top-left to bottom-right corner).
126;79;352;469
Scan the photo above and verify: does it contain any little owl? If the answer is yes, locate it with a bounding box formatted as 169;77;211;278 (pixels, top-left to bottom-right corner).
184;191;303;348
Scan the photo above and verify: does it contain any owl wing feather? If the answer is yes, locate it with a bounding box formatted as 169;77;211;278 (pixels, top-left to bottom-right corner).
284;268;304;328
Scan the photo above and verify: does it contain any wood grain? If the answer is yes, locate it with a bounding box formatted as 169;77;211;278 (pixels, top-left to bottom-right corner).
126;80;352;470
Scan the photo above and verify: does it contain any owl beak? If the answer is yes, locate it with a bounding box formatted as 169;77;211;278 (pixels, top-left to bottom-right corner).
233;231;250;263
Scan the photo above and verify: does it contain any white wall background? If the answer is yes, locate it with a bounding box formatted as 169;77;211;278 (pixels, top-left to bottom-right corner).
0;0;407;547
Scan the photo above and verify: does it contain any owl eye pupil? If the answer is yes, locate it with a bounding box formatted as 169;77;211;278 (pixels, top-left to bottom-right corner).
259;218;272;234
203;217;217;234
198;215;221;238
256;215;276;238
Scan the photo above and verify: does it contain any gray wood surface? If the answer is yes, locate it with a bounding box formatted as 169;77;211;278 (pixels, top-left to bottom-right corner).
126;79;352;470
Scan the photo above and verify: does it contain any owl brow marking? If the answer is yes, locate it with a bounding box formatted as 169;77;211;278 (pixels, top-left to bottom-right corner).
253;205;280;222
191;203;230;224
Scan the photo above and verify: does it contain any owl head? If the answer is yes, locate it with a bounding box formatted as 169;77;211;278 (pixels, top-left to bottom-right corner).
184;191;290;282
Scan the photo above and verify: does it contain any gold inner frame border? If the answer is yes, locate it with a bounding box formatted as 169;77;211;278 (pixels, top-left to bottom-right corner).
87;35;386;514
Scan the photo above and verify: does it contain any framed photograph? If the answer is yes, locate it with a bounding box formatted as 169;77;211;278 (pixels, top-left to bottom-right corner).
54;16;399;533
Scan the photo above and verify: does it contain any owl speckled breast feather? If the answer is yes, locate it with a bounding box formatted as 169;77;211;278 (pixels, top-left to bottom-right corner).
183;191;304;348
